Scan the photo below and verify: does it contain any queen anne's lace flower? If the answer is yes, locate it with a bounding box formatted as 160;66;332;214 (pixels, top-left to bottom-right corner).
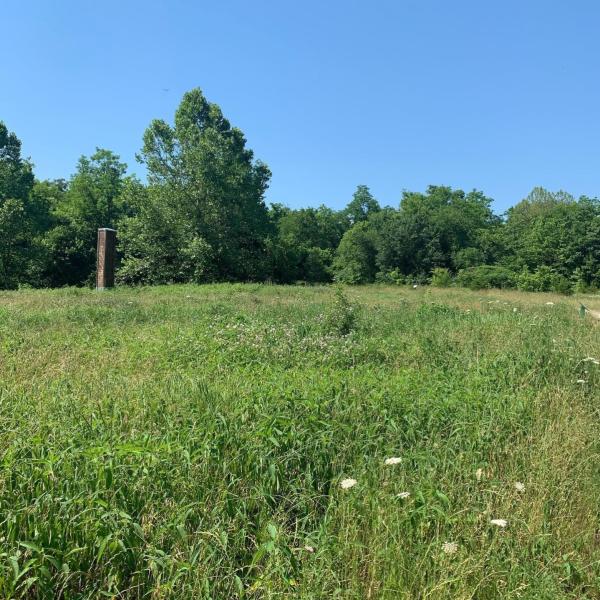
340;478;357;490
442;541;458;555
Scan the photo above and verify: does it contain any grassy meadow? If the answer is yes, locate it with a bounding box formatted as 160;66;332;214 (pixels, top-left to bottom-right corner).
0;283;599;599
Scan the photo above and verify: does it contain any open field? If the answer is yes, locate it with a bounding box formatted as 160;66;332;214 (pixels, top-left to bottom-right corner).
0;284;599;599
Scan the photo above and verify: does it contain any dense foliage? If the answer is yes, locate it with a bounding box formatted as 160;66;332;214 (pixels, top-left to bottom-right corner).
2;89;600;291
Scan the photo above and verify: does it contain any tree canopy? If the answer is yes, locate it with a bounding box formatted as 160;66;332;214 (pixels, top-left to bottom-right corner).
120;89;272;283
2;91;600;293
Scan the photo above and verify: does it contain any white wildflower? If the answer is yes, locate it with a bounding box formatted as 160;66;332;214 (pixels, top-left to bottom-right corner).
490;519;508;528
442;541;458;555
514;482;525;492
384;457;402;466
340;478;357;490
396;491;410;499
513;307;518;313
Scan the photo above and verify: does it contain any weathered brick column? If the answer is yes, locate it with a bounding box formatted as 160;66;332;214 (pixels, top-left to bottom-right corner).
96;228;117;290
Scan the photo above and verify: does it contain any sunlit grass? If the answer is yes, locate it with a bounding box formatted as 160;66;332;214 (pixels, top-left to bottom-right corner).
0;284;598;598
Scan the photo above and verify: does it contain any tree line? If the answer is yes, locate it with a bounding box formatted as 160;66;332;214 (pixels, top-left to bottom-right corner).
2;88;600;293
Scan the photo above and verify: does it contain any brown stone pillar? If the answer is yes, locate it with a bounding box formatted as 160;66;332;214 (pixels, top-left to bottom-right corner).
96;228;117;290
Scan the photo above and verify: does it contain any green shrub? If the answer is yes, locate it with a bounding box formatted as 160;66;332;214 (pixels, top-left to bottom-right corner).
324;287;359;335
375;269;406;285
453;247;485;270
553;275;573;295
333;260;365;285
571;268;596;294
517;266;572;295
302;247;333;283
430;267;452;287
456;265;517;290
332;222;377;284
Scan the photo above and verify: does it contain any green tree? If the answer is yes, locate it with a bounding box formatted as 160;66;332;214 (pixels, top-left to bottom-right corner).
120;88;271;283
43;149;131;286
333;221;378;283
117;183;216;285
58;149;129;230
501;188;600;288
270;205;347;282
0;122;34;202
344;185;380;225
0;122;36;288
276;205;346;250
377;186;498;278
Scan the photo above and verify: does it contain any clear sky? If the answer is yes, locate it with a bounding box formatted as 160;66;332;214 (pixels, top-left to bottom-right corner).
2;1;599;212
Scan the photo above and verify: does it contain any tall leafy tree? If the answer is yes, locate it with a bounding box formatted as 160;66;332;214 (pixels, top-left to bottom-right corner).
0;122;36;288
377;186;498;277
344;185;380;225
269;205;347;282
58;149;128;230
120;88;271;283
501;187;600;287
277;206;346;251
43;149;131;286
0;122;34;202
333;221;378;283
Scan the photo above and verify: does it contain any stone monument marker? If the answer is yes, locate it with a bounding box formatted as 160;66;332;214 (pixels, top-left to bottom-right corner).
96;228;116;290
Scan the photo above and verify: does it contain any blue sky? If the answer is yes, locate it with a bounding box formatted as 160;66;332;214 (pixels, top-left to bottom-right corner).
2;1;599;212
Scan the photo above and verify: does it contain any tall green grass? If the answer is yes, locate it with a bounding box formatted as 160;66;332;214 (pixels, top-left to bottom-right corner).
0;284;598;598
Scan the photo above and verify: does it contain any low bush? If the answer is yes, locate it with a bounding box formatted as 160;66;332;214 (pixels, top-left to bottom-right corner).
324;286;359;335
375;269;406;285
456;265;517;290
517;266;572;295
430;267;452;287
